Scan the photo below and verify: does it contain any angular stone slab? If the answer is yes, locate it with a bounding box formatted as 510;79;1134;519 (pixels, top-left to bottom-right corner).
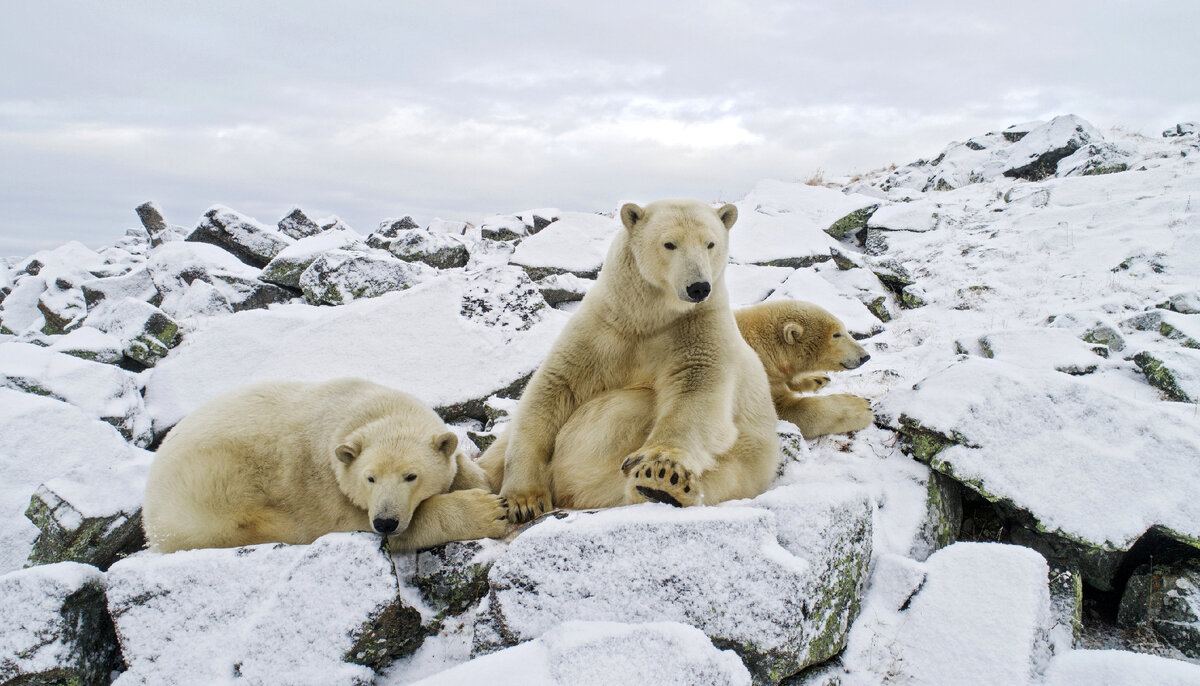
0;562;120;686
277;207;323;239
416;621;751;685
187;205;295;268
883;358;1200;589
376;229;471;270
476;486;872;684
841;543;1053;685
299;249;433;305
83;297;181;368
259;228;368;289
411;539;506;617
107;532;423;685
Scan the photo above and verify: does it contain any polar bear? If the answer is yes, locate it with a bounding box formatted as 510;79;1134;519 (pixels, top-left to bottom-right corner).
479;199;779;521
735;299;874;438
142;378;508;552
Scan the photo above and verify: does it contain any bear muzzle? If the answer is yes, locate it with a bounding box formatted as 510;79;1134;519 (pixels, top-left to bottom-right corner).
842;353;871;370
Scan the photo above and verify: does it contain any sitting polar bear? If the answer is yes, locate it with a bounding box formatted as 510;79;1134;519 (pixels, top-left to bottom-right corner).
735;299;874;438
479;198;780;522
142;378;508;552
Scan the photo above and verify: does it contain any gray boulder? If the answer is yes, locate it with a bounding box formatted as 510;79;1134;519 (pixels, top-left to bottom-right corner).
475;483;872;684
259;228;368;289
375;229;471;270
460;267;547;336
1163;122;1197;138
1118;558;1200;658
0;562;121;686
83;297;181;368
1003;115;1104;181
135;202;189;247
536;273;592;306
187;206;295;268
411;539;506;617
299;249;433;305
81;265;160;310
107;532;423;685
277;207;323;239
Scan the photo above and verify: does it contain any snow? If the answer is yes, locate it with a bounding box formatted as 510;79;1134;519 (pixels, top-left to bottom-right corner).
867;199;940;232
972;327;1105;374
766;268;883;337
1042;649;1200;686
143;271;569;432
107;532;405;686
509;212;620;275
879;358;1200;549
724;263;793;307
47;326;124;363
0;561;106;680
407;621;751;686
840;543;1052;686
0;389;145;573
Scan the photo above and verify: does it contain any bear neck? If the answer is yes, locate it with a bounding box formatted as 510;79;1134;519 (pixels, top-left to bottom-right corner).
594;232;731;337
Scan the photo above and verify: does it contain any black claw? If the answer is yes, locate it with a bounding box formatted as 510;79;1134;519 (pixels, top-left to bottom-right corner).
621;454;644;473
636;486;683;508
524;506;534;522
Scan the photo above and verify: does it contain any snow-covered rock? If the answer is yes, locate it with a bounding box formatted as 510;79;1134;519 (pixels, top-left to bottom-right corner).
142;272;569;432
476;486;872;684
276;207;323;239
0;562;119;686
146;241;294;320
1043;649;1200;686
838;543;1052;685
725;264;793;308
299;248;434;305
0;390;146;573
535;272;593;306
135;201;189;247
80;264;159;310
766;269;884;338
415;621;751;686
973;327;1105;375
82;297;181;367
0;342;151;445
186;205;295;268
259;227;368;289
410;539;507;617
375;228;471;270
730;181;877;266
882;358;1200;589
46;327;125;364
107;532;423;685
509;212;619;279
459;266;547;336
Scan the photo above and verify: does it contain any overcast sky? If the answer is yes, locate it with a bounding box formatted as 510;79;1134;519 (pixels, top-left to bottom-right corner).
2;1;1197;256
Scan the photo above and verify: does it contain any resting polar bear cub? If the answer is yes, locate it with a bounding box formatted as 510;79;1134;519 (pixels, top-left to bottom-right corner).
143;378;507;552
736;299;874;438
479;198;779;522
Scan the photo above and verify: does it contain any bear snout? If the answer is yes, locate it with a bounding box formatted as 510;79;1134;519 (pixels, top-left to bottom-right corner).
842;353;871;370
685;281;711;302
372;516;400;534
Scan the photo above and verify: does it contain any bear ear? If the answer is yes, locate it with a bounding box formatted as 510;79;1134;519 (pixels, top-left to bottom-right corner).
433;431;458;459
716;203;738;230
335;441;360;465
620;203;645;231
783;322;804;345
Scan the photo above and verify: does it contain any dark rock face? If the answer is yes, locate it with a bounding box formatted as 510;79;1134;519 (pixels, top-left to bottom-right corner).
1118;558;1200;659
277;208;323;240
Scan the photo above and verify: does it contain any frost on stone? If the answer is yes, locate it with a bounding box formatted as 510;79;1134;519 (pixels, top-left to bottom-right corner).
299;248;433;305
841;543;1052;686
476;488;872;684
883;358;1200;588
0;562;120;686
187;205;295;268
277;207;323;240
25;448;152;570
411;539;507;617
375;229;471;270
459;266;547;336
147;241;294;320
535;272;592;306
107;533;423;685
1117;558;1200;659
415;621;751;686
259;228;369;289
83;297;181;367
36;272;88;335
0;342;152;445
80;264;160;310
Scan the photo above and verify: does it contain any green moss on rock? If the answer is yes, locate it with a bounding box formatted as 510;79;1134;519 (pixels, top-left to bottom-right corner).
1133;351;1192;402
824;205;879;240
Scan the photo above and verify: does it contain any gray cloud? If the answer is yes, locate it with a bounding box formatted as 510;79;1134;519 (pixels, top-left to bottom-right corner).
2;0;1197;255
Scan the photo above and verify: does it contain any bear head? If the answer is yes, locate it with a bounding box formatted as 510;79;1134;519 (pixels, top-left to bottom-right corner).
332;419;459;536
620;198;738;308
738;299;871;382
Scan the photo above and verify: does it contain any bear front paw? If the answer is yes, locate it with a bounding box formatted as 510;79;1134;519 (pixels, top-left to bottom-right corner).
621;448;699;508
460;489;511;539
501;487;553;524
789;372;831;393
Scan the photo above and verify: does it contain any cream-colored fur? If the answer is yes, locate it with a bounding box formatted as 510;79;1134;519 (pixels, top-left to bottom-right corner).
142;378;506;553
735;299;874;438
478;199;779;521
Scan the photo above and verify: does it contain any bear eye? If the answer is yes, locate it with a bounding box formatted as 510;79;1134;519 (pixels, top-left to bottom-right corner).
664;242;676;250
833;333;842;338
366;475;375;483
707;242;715;249
404;474;418;482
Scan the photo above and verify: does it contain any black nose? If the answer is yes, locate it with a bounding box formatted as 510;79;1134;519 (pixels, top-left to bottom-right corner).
372;517;399;534
686;281;711;302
